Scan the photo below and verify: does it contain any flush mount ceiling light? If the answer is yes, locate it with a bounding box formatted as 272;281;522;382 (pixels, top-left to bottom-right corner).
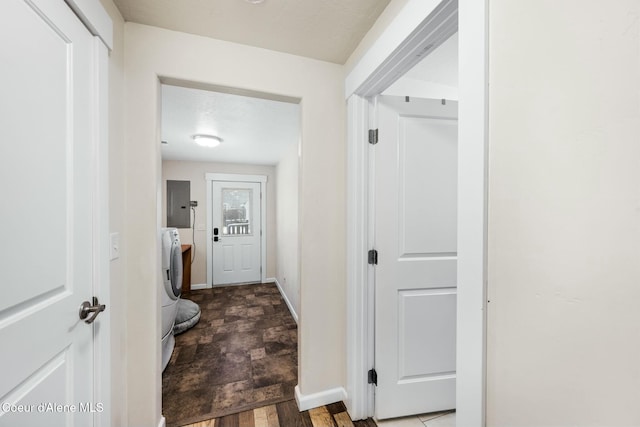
192;134;223;148
245;0;265;4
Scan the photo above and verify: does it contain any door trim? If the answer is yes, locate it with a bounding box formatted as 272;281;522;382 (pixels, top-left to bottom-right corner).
206;173;268;286
92;36;112;427
71;2;113;424
64;0;113;49
345;95;375;419
344;0;488;424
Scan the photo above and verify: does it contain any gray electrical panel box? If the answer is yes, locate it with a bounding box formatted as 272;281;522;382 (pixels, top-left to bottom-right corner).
167;180;190;228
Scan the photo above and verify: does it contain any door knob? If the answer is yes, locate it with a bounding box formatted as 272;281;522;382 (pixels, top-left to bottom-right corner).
79;297;106;324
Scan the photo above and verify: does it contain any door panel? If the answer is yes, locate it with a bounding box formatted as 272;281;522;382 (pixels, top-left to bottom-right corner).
398;289;457;378
223;245;234;272
241;244;252;270
0;0;96;425
374;96;458;419
2;0;69;313
399;117;457;255
212;182;262;285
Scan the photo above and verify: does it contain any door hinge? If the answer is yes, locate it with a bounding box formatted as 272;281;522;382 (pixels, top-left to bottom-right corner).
368;369;377;386
368;249;378;265
368;128;378;145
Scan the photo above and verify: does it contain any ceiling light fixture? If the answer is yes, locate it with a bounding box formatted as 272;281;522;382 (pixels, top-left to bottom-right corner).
245;0;265;4
192;134;223;148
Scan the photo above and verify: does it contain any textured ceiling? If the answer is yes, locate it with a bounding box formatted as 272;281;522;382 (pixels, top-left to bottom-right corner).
161;84;300;165
112;0;392;64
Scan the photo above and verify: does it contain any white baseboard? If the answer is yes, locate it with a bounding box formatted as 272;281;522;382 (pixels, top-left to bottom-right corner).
158;416;166;427
273;278;298;324
190;283;210;290
264;277;276;283
295;385;347;411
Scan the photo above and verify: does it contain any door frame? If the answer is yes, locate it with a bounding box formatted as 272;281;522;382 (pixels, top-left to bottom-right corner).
92;37;112;427
345;0;488;425
62;1;113;426
206;173;268;286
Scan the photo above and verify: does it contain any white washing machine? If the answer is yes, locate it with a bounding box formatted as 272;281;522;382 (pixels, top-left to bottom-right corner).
161;227;182;371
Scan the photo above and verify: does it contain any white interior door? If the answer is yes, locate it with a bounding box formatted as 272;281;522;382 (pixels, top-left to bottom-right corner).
374;95;458;419
211;181;262;285
0;0;99;425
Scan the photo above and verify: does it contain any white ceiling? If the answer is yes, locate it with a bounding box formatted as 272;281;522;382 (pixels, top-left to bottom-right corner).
112;0;392;64
161;34;458;166
161;84;300;165
150;2;455;165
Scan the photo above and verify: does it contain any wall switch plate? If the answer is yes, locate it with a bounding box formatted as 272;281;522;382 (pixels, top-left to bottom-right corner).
110;232;120;260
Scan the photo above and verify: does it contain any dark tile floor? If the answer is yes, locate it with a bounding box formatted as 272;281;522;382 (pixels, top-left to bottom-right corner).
162;283;298;427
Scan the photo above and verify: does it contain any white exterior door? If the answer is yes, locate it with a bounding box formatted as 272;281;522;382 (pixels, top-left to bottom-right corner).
211;181;262;285
0;0;100;425
374;96;458;419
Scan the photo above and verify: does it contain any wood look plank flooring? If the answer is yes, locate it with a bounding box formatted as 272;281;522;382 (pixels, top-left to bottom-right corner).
333;412;356;427
181;400;377;427
309;407;336;427
163;283;298;427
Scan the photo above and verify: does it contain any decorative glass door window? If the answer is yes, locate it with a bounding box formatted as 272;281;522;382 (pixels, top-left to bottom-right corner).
222;188;252;235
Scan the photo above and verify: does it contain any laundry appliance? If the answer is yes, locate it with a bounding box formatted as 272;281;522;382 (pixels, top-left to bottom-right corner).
161;227;182;371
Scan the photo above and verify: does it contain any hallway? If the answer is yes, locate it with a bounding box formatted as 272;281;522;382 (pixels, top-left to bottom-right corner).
162;284;297;426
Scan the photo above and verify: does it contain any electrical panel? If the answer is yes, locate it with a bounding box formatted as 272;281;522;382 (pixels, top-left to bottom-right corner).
166;180;190;228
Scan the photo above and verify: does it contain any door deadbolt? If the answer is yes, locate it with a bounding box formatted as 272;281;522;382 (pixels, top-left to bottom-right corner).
79;297;106;324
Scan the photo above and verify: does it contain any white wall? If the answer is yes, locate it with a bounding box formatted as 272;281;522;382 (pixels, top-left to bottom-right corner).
123;23;345;426
161;160;277;284
275;142;300;318
487;1;640;425
98;0;127;425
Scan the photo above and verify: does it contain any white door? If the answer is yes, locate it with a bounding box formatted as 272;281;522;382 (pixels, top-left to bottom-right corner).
211;181;262;285
374;95;458;419
0;1;99;426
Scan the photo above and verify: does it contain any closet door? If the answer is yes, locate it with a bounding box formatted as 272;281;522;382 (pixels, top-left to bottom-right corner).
0;1;99;425
374;95;458;419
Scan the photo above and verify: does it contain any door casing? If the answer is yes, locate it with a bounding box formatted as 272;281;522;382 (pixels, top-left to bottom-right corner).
344;0;488;425
63;3;113;425
206;173;268;287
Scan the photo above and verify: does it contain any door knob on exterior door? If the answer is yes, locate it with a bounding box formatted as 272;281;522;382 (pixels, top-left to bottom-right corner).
79;297;106;324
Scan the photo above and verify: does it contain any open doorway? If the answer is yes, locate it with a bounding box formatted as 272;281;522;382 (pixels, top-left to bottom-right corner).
372;32;459;426
345;0;488;425
159;83;301;426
